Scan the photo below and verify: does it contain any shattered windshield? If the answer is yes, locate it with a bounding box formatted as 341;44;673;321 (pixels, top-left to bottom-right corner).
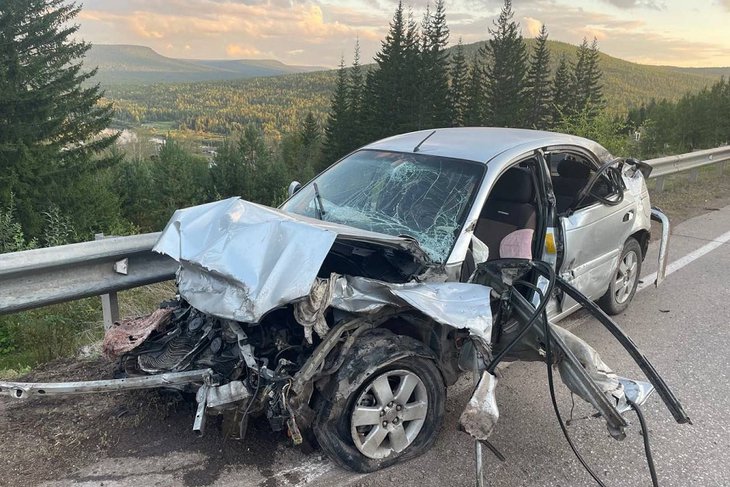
281;150;484;262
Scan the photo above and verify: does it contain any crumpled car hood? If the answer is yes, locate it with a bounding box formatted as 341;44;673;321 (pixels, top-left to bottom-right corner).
153;197;433;323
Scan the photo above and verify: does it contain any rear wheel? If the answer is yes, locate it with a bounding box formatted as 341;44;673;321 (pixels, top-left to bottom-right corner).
598;237;642;315
314;330;445;472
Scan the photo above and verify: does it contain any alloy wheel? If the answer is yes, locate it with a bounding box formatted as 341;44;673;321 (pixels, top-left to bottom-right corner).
350;369;428;459
615;250;638;304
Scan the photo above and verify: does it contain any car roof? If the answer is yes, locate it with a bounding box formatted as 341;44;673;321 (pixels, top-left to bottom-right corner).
361;127;610;164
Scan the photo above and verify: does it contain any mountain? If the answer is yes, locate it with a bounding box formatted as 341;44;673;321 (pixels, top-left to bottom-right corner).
84;44;327;83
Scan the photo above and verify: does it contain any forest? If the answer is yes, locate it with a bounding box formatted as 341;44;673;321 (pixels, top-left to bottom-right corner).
0;0;729;371
104;38;725;141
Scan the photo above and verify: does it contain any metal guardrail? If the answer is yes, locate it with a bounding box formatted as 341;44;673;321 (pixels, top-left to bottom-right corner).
0;232;177;326
0;145;728;325
648;145;730;191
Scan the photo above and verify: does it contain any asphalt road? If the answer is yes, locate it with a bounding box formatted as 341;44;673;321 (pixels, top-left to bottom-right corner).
40;205;730;487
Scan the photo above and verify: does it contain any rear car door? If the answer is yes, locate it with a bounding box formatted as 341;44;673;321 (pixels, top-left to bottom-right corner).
548;148;636;317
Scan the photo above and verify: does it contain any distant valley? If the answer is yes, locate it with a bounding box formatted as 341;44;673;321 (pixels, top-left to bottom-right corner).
84;44;327;84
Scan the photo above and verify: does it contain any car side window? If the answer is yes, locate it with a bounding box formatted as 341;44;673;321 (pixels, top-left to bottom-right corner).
548;152;620;214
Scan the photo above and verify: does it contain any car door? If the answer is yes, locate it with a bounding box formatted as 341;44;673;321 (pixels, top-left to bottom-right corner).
548;148;635;318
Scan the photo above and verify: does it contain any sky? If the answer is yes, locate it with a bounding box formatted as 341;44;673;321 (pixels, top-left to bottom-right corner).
77;0;730;68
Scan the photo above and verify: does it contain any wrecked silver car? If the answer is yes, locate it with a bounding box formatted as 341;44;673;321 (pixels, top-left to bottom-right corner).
1;128;688;480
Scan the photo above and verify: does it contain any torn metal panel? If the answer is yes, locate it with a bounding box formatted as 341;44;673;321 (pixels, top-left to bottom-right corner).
552;326;625;407
459;372;499;441
154;198;337;323
102;307;173;359
154;198;432;323
326;275;493;343
200;381;251;410
622;162;652;232
293;274;338;344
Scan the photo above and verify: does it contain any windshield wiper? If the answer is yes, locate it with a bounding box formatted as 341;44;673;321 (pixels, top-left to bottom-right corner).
312;182;326;220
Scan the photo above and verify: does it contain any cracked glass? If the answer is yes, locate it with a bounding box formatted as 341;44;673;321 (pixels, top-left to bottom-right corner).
281;150;484;262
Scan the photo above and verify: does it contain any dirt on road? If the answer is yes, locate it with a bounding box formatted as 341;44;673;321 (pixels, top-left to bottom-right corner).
0;357;298;487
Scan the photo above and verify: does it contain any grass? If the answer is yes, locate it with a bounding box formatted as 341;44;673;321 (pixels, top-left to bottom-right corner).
0;281;175;378
648;163;730;224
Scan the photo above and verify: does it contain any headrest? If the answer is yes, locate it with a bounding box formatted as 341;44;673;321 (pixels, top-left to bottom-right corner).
490;167;534;203
557;159;591;179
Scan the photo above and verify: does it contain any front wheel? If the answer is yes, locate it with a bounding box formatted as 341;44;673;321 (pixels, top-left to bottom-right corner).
314;330;445;472
598;237;642;315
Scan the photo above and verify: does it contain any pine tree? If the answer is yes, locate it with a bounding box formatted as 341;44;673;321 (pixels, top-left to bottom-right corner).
420;0;451;128
464;54;485;126
524;25;552;130
321;57;350;166
481;0;529;127
0;0;117;237
551;54;573;126
572;38;605;119
448;38;469;127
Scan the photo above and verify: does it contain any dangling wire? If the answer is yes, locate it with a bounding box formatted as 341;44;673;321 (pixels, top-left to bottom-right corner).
627;398;660;487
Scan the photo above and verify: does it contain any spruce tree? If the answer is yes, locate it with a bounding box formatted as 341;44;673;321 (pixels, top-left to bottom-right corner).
321;57;350;166
421;0;451;128
368;1;409;138
402;8;422;132
551;54;573;126
299;112;321;148
298;112;321;178
481;0;529;127
448;38;469;127
572;38;605;120
524;25;552;130
347;40;365;147
464;54;485;126
0;0;116;237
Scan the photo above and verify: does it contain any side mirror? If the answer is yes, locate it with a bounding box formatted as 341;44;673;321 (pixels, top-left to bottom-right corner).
287;181;302;198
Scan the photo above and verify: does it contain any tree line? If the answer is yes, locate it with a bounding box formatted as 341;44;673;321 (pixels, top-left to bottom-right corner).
628;77;730;158
322;0;606;163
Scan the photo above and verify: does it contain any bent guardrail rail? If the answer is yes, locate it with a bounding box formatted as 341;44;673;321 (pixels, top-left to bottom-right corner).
0;145;728;324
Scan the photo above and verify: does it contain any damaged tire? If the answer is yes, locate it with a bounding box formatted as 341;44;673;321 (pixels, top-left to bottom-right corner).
314;329;445;472
599;237;642;315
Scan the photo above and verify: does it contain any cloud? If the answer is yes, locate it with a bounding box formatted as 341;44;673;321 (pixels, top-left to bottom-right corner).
226;44;262;57
599;0;663;9
523;16;543;37
76;0;730;67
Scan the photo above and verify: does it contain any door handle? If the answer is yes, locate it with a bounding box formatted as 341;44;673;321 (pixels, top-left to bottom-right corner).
623;211;634;222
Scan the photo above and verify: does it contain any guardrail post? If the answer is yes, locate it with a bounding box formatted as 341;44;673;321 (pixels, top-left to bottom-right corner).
654;176;666;192
101;292;119;330
689;168;700;183
95;233;120;330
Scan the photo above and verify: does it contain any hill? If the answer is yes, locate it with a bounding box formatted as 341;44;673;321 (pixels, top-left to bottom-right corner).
458;39;726;112
84;44;326;83
101;39;729;139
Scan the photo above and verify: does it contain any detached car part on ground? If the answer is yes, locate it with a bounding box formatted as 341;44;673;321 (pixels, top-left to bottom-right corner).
1;128;689;484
